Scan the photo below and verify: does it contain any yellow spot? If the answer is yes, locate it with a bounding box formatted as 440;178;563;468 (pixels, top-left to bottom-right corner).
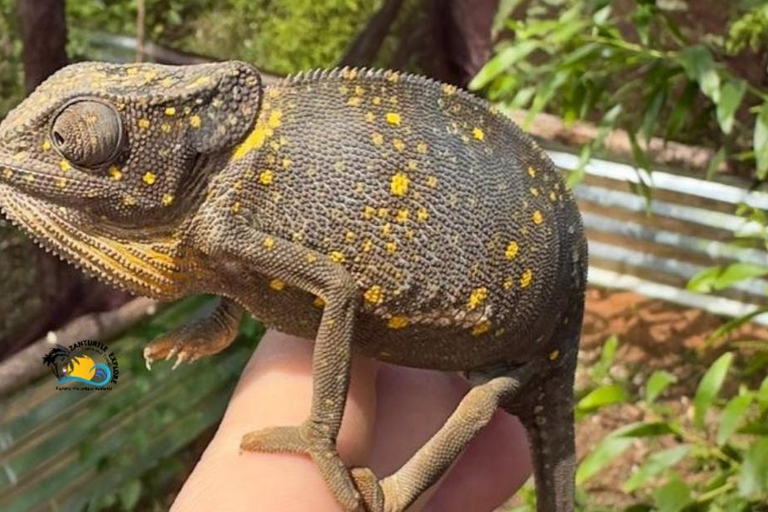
59;160;71;172
528;166;536;178
259;170;274;185
142;172;157;185
313;297;326;308
306;253;318;263
164;107;176;116
468;287;488;310
347;97;362;107
162;194;175;206
233;120;275;160
123;195;137;207
2;168;11;179
549;349;560;361
127;67;138;76
267;110;283;129
363;206;376;220
388;316;409;329
42;140;51;151
329;251;346;263
392;138;405;151
408;160;418;170
282;158;292;169
473;127;485;140
549;191;557;201
364;111;376;123
442;84;458;96
378;208;389;219
345;231;356;243
354;182;365;194
385;112;401;126
371;132;384;146
503;277;514;290
381;223;392;236
505;241;519;260
263;237;275;249
24;174;33;183
472;321;491;336
530;187;539;196
362;239;373;252
56;177;67;189
520;269;533;288
385;241;397;254
234;180;243;191
232;201;241;214
386;70;399;83
396;209;409;223
267;88;281;99
390;172;410;196
161;123;171;133
138;118;150;129
416;142;428;154
416;207;429;222
372;96;382;105
333;161;345;172
355;85;365;95
189;115;202;128
270;279;285;291
426;176;438;188
532;210;543;225
364;285;384;305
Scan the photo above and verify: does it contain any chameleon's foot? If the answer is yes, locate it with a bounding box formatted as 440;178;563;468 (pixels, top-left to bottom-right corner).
143;299;242;370
240;422;362;511
351;467;385;512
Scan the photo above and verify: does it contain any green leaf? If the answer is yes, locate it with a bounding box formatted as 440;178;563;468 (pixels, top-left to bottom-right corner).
679;45;721;103
654;475;693;512
576;436;634;485
717;79;747;134
687;263;768;293
469;40;538;90
757;375;768;411
577;384;629;413
665;82;698;140
754;100;768;179
717;393;753;446
119;479;143;511
693;352;734;429
624;445;690;492
646;370;677;404
706;147;727;180
738;438;768;498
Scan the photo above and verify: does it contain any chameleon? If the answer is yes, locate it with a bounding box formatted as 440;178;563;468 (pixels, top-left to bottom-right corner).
0;61;587;512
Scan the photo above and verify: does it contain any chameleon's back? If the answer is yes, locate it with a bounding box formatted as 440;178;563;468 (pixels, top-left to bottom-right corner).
224;68;586;370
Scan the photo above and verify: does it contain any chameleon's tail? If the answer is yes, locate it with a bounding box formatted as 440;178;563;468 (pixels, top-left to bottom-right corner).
504;303;583;512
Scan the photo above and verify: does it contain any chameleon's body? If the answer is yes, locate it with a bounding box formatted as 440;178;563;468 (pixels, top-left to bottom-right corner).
0;62;586;511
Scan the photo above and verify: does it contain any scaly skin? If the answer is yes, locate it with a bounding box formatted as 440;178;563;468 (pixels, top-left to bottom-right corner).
0;61;587;512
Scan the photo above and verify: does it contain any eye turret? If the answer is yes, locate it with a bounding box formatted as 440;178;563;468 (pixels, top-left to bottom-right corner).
50;99;124;168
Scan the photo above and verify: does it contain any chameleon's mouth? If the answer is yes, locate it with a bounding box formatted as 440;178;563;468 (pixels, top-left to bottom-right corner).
0;183;187;300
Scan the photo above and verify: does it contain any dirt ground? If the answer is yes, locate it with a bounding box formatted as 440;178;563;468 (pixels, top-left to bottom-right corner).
569;285;768;508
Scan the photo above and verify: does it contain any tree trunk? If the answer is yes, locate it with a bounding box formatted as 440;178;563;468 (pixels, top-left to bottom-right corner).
422;0;499;87
17;0;68;93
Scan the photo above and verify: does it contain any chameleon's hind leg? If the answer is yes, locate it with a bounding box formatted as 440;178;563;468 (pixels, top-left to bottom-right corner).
143;298;243;370
352;362;538;512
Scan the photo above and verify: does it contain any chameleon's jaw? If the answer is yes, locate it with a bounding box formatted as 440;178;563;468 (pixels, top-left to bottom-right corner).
0;183;188;300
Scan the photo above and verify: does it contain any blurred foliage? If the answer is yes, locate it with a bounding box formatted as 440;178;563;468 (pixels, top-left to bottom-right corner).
508;336;768;512
0;0;386;118
472;0;768;183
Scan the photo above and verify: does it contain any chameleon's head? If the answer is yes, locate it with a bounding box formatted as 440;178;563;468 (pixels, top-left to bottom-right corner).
0;61;262;298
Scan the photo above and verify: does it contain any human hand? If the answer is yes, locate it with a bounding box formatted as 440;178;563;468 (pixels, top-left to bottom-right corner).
172;330;532;511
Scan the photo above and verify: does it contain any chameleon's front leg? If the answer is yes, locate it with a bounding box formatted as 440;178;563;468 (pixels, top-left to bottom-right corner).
143;298;243;369
211;225;363;510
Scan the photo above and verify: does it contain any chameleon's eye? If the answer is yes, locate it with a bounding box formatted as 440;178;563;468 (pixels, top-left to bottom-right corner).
50;99;124;168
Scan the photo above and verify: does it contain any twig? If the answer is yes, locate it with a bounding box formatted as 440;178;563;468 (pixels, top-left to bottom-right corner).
0;297;158;397
340;0;406;67
136;0;146;63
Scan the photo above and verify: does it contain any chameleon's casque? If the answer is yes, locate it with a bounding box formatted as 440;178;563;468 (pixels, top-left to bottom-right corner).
0;61;587;512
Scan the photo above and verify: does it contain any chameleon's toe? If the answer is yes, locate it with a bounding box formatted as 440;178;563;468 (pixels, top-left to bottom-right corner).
239;425;310;454
351;467;385;512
